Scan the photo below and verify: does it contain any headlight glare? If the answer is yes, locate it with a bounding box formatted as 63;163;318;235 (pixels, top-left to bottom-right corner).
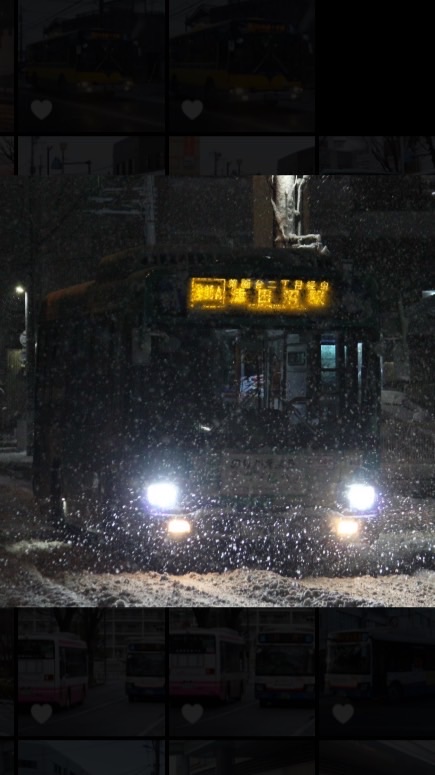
167;518;191;535
346;483;376;511
146;482;178;509
336;519;360;537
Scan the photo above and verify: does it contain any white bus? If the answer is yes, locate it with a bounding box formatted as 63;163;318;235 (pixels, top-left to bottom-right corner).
325;628;435;699
255;628;315;705
125;635;165;701
169;628;246;702
18;632;88;707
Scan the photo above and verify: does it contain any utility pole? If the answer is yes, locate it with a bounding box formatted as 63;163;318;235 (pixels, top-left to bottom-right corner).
152;740;161;775
19;3;23;66
213;151;221;176
144;176;156;245
30;136;40;176
46;145;53;176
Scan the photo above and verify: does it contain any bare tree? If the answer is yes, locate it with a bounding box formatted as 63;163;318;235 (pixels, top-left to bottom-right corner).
360;136;435;172
52;609;78;632
269;175;330;254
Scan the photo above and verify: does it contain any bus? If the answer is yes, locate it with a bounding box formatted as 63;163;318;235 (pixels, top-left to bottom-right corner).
125;636;165;702
325;628;435;700
32;247;381;567
169;628;246;702
169;18;313;104
255;628;315;705
24;28;138;94
18;633;88;708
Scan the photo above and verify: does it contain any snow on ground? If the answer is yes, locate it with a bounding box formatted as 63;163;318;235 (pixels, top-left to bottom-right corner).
1;477;435;607
3;548;435;606
59;566;435;607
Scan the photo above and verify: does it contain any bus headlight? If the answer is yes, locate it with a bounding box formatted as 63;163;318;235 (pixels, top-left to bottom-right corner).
167;518;191;535
336;519;360;537
146;482;178;509
346;483;376;511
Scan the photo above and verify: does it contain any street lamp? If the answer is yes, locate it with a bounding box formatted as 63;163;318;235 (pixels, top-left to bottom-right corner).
15;285;28;349
15;285;29;453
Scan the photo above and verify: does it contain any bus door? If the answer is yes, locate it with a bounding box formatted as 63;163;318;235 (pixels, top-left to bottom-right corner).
285;335;307;410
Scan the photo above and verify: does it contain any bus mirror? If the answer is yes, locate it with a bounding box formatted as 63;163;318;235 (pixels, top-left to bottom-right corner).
132;328;151;365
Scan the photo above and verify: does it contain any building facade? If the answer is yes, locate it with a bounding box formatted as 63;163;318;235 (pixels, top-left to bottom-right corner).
19;743;89;775
113;137;165;175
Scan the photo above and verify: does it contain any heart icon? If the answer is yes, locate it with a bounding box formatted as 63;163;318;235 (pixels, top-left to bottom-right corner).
181;703;203;724
31;100;53;120
332;703;354;724
31;704;53;724
181;100;203;119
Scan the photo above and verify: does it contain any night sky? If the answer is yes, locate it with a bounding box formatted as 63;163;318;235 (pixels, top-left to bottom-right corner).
17;136;127;176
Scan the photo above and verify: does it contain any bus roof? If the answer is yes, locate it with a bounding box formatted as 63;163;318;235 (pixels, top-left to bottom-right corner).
19;632;87;645
28;28;124;45
126;634;165;642
259;624;314;631
171;17;293;40
97;246;341;280
171;628;244;640
328;628;435;645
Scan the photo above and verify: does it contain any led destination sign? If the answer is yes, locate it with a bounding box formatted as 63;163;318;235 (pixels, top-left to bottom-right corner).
188;277;332;314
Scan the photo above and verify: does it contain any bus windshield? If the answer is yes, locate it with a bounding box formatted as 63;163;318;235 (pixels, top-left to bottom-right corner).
256;645;314;676
229;29;307;78
126;652;164;677
77;40;135;73
326;643;371;675
170;634;216;654
132;325;378;452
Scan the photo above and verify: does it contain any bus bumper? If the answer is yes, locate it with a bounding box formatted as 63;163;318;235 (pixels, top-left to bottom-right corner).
75;80;134;95
138;506;382;571
158;507;380;543
228;86;303;103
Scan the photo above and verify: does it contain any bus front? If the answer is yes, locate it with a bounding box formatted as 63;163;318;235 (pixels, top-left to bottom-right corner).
325;631;373;697
226;19;312;103
255;631;315;704
74;29;136;94
125;641;165;701
18;637;58;705
127;253;382;566
169;632;220;699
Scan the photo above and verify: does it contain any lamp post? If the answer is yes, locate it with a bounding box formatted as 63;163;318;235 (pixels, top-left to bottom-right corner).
15;285;30;454
15;285;28;332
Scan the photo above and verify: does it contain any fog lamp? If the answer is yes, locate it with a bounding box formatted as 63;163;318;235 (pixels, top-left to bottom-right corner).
167;518;191;536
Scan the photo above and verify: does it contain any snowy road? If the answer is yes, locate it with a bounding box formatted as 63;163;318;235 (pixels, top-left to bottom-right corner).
1;477;435;606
